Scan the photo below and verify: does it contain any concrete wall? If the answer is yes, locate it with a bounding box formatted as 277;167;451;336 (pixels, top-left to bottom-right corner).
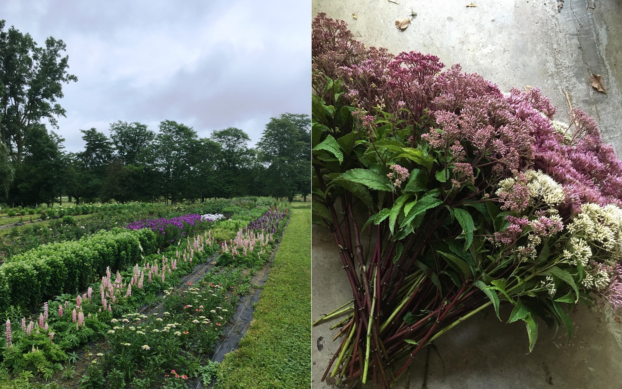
312;1;622;387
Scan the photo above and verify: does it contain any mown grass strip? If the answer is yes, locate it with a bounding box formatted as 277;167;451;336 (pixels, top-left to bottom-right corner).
216;205;310;389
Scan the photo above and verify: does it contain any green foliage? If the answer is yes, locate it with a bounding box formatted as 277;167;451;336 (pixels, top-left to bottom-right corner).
79;363;105;389
198;361;220;386
0;228;157;311
61;216;75;226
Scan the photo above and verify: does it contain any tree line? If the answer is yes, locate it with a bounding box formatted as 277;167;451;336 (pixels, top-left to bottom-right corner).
0;20;310;206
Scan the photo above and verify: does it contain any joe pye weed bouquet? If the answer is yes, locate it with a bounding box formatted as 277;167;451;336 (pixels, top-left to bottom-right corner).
312;14;622;388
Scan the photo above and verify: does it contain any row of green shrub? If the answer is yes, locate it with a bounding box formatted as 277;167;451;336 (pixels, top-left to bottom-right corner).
0;228;157;312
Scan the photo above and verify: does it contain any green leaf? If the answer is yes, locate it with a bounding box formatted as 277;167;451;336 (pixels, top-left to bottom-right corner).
311;123;330;148
552;301;573;340
545;267;579;303
523;314;539;352
474;280;500;320
536;238;550;263
397;148;434;171
393;242;404;264
437;251;471;277
389;195;411;235
508;298;529;323
313;134;343;164
331;180;374;210
404;169;429;193
555;292;575;304
401;195;443;227
403;312;417;325
453;208;475;251
374;209;391;225
485;201;500;220
404;200;417;217
337;169;393;192
311;200;332;221
435;169;449;183
336;132;356;156
404;339;418;345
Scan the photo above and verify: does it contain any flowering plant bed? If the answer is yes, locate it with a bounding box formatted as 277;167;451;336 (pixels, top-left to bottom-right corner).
312;14;622;388
0;203;291;387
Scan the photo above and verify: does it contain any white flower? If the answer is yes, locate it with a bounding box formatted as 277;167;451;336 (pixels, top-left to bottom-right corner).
141;345;150;350
152;329;160;333
174;331;181;336
111;319;118;323
108;330;115;334
156;318;163;322
192;320;199;323
136;331;145;335
97;353;104;356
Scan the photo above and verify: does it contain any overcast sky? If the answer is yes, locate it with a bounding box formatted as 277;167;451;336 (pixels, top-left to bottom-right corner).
0;0;311;152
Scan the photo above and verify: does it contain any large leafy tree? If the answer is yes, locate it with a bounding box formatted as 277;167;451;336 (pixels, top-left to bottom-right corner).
77;128;114;202
210;127;254;198
151;120;200;204
257;113;310;201
0;20;77;163
109;121;155;165
10;124;64;206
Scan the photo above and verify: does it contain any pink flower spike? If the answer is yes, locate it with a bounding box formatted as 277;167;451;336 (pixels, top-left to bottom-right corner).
5;320;11;347
58;305;63;317
39;313;44;328
76;295;82;307
72;309;77;323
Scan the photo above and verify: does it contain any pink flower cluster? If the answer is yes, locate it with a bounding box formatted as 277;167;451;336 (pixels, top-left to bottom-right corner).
493;216;530;245
387;165;410;188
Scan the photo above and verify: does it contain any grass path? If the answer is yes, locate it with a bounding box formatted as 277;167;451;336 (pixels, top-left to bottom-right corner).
216;205;311;389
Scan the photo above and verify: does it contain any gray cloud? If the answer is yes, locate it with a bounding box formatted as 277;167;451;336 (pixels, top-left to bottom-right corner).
0;0;310;151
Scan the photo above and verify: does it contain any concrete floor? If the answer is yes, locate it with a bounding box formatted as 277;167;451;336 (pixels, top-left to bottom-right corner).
312;0;622;388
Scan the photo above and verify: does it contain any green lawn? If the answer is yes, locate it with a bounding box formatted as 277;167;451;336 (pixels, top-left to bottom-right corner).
216;205;311;389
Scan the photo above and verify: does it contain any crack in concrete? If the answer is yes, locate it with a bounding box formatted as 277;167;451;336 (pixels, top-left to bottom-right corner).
569;0;593;75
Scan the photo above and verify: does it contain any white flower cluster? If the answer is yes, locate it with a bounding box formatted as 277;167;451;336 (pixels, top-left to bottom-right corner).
201;213;225;221
562;237;592;267
524;170;565;208
550;120;573;144
581;265;610;290
567;203;622;256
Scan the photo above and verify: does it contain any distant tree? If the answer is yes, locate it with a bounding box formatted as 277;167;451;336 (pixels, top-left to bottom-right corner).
0;20;77;163
10;125;64;206
100;160;148;203
210;127;253;198
109;121;155;165
0;143;14;199
63;152;89;205
193;138;222;202
151;120;199;204
77;128;114;202
257;113;310;201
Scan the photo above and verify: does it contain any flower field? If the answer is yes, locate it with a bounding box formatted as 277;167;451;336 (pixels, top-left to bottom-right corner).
0;197;292;388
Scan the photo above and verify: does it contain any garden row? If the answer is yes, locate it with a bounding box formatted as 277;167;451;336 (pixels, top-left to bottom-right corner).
0;197;282;260
0;199;290;388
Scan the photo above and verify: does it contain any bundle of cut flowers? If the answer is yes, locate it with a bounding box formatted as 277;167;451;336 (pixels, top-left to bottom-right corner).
312;13;622;388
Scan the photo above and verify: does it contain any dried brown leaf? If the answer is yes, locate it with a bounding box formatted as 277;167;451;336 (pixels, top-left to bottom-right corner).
352;13;358;20
395;18;411;30
616;316;621;323
589;74;606;93
466;3;477;7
